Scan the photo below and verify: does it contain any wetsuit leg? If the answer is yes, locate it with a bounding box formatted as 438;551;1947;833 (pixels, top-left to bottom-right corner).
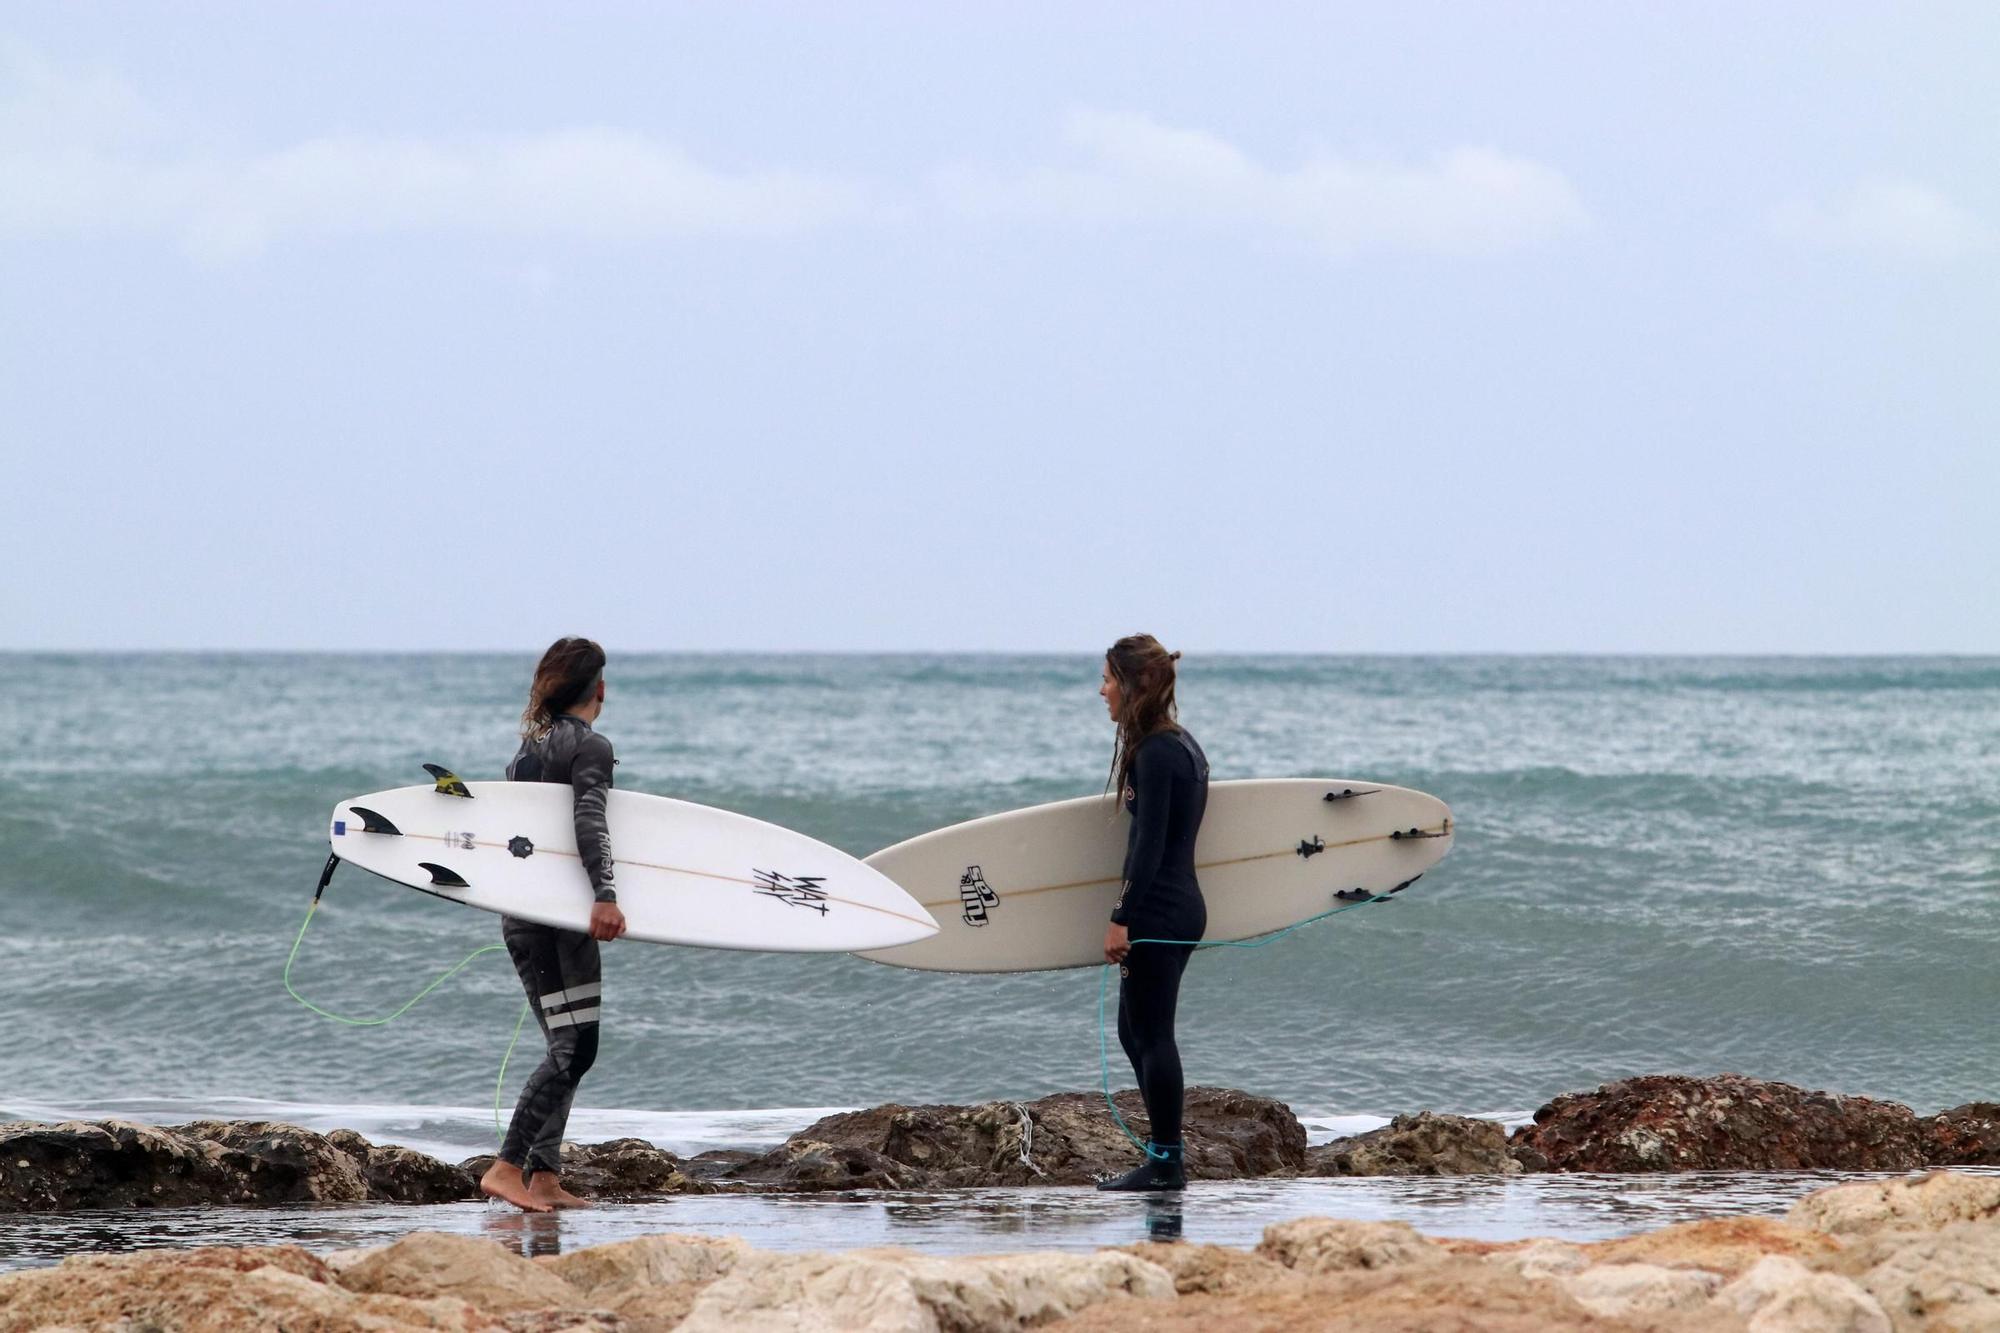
497;918;602;1177
1116;942;1196;1145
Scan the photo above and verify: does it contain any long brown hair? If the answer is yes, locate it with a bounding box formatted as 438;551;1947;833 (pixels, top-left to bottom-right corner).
521;636;606;741
1106;634;1182;795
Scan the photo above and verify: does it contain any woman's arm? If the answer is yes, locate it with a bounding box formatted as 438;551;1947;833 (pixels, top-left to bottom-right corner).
571;732;617;904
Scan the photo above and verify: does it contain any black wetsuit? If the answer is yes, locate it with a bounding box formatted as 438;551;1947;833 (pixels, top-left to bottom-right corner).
497;714;615;1178
1110;727;1209;1150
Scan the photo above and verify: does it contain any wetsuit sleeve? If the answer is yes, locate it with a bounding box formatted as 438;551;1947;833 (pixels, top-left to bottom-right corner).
1111;738;1174;927
571;732;617;903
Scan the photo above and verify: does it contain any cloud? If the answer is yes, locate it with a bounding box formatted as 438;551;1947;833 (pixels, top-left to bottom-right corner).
1;50;1587;264
0;45;874;259
934;109;1591;257
1769;180;1989;261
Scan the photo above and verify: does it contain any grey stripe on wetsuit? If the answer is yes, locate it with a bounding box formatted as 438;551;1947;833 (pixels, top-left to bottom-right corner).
496;713;615;1176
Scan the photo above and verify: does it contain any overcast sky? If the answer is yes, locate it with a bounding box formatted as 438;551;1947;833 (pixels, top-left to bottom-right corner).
2;3;1993;653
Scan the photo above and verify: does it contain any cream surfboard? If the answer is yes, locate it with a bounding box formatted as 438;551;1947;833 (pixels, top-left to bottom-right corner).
857;779;1451;972
328;767;938;953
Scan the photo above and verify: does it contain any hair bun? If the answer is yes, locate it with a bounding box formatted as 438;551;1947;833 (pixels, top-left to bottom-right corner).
1169;650;1182;661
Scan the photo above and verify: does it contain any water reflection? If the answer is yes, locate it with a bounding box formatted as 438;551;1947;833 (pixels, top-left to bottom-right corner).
482;1209;567;1259
3;1169;1995;1274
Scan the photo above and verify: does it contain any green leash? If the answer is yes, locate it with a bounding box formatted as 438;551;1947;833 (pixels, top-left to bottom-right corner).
283;864;531;1143
1097;892;1395;1160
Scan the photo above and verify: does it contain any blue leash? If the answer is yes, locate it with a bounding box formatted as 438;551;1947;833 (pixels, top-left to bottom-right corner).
1097;893;1395;1159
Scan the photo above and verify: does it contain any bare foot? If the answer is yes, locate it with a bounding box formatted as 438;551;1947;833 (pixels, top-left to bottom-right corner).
528;1174;592;1209
479;1161;552;1213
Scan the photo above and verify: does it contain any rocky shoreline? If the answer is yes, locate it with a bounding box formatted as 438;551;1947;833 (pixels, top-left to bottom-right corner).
3;1169;1998;1329
4;1074;1996;1214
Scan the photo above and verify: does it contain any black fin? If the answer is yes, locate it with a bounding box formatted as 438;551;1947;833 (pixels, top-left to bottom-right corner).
422;764;473;798
1296;836;1325;859
417;862;470;889
348;806;401;836
1390;826;1448;840
1322;788;1381;802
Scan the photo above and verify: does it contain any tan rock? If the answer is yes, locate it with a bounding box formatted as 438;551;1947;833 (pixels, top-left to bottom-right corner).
1560;1261;1723;1317
1049;1256;1734;1332
0;1249;499;1332
337;1230;584;1315
1584;1217;1841;1276
1714;1256;1890;1333
676;1247;1173;1333
1485;1238;1590;1279
1120;1241;1303;1295
537;1234;751;1332
1832;1218;2000;1332
1256;1218;1444;1274
538;1232;749;1294
1789;1171;2000;1238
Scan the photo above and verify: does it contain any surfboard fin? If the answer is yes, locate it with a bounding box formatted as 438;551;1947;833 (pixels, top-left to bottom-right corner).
347;806;402;836
1296;836;1326;859
417;862;470;889
1322;788;1381;802
423;764;473;798
1390;826;1448;840
1335;875;1420;905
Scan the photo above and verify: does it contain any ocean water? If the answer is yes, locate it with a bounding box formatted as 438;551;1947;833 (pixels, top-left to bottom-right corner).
2;654;1997;1166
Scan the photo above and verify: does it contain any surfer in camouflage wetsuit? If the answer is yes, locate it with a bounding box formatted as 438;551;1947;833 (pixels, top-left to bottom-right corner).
478;636;626;1213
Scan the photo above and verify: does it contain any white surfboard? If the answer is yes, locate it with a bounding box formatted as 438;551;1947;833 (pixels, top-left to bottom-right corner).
856;779;1451;972
328;770;938;953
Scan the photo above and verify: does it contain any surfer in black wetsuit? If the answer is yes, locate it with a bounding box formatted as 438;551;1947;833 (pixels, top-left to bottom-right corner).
478;636;627;1213
1096;634;1209;1192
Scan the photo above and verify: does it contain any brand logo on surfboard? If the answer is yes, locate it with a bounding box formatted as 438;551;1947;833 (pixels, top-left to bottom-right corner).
446;832;476;851
752;869;830;916
958;865;1000;927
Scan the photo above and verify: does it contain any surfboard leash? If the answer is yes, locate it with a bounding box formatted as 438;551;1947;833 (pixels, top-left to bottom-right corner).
283;854;532;1142
1096;891;1398;1161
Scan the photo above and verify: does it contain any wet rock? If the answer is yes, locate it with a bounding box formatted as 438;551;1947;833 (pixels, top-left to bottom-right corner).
175;1118;373;1202
735;1085;1304;1189
326;1129;479;1203
555;1137;712;1197
1306;1110;1523;1176
336;1230;587;1316
1788;1170;2000;1238
0;1245;498;1331
1256;1217;1445;1273
675;1248;1174;1333
0;1119;224;1211
1559;1261;1723;1318
1714;1256;1890;1333
681;1147;759;1182
726;1137;930;1191
1925;1102;2000;1167
0;1118;485;1212
1511;1074;1932;1172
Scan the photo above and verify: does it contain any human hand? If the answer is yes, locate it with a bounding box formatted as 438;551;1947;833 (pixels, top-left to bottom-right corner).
1103;921;1129;965
590;901;627;942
